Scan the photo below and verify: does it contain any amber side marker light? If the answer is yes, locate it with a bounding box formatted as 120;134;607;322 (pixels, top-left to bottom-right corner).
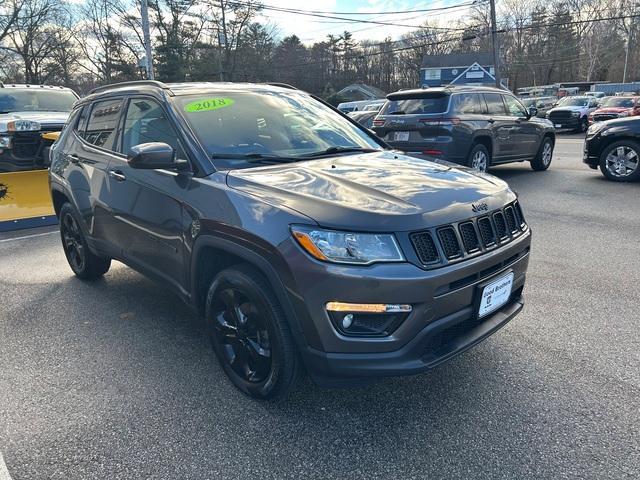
292;230;328;261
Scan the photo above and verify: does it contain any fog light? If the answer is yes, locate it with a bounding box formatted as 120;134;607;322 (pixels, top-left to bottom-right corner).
342;314;354;329
326;302;412;313
326;302;412;336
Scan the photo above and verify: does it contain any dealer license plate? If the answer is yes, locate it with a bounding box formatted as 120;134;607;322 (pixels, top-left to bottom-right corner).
478;272;514;318
394;131;410;141
554;123;562;128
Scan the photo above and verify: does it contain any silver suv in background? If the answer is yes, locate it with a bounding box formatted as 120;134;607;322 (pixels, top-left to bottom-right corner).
372;86;556;172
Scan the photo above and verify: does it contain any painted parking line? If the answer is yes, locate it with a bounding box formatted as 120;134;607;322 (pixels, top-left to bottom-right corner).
0;451;13;480
0;230;57;243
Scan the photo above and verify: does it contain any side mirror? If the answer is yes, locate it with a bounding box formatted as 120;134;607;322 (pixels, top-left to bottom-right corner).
127;142;187;171
528;106;538;118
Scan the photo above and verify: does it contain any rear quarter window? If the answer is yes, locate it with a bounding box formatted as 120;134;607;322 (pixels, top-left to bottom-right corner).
381;95;449;115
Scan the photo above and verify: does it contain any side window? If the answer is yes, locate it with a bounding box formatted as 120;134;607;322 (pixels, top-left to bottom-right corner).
84;99;123;151
451;93;483;114
57;106;82;147
503;95;528;117
484;93;507;115
121;98;185;159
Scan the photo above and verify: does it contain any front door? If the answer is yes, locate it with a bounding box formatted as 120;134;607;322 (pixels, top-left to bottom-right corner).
502;94;540;159
105;97;193;294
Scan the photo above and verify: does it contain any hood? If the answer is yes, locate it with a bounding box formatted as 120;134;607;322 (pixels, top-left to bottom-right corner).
0;111;69;132
593;107;631;114
549;105;586;113
226;151;516;231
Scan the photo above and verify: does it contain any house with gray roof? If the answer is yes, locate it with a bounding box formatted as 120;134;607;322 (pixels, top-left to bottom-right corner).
421;53;500;87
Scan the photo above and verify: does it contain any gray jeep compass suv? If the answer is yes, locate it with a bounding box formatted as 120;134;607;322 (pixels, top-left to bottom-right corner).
372;86;555;172
50;81;531;399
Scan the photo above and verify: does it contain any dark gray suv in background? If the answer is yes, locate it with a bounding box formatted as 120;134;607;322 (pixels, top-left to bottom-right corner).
373;86;556;172
50;81;531;400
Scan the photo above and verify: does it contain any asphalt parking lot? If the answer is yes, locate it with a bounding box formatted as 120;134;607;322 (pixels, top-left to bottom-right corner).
1;133;638;479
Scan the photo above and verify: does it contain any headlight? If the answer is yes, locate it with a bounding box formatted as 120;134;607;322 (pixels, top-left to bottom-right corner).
571;111;580;117
7;119;40;132
291;225;404;265
0;135;11;148
618;111;629;117
587;122;605;135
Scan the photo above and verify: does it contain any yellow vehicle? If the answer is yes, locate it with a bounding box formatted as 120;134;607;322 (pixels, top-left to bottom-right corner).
0;130;60;231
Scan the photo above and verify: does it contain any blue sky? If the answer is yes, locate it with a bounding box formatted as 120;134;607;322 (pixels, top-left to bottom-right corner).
257;0;470;44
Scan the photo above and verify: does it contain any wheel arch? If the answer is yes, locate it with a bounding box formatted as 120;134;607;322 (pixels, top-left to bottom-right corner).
598;135;640;157
470;135;493;158
190;235;307;346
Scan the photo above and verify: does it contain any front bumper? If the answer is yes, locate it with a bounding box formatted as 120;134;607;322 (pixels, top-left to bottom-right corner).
549;116;582;130
583;134;603;168
305;292;523;385
283;228;531;385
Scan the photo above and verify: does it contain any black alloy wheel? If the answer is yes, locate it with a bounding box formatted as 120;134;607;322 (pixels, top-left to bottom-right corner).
59;203;111;279
206;265;301;400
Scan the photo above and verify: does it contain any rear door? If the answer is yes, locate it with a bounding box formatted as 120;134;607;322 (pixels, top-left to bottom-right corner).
64;98;124;249
483;93;518;162
373;93;450;154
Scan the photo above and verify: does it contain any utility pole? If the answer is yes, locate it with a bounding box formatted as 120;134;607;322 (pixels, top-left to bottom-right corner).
489;0;501;89
622;34;630;83
141;0;154;80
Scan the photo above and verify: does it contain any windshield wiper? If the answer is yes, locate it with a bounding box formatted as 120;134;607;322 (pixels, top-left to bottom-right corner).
210;152;299;164
301;147;381;158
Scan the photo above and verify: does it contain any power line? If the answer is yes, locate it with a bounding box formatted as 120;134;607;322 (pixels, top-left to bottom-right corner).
274;12;640;70
226;0;473;32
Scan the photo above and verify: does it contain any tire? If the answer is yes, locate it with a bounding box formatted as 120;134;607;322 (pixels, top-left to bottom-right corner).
576;117;588;133
466;143;490;172
598;140;640;182
531;136;554;171
205;264;302;400
59;203;111;280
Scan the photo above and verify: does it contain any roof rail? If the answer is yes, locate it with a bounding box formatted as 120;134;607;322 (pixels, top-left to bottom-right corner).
89;80;171;95
266;82;298;90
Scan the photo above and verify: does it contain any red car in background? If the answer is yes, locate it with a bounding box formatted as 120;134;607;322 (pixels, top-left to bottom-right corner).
589;96;640;124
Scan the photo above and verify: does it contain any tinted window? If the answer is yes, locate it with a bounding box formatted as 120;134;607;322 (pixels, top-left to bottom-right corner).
85;99;123;151
451;93;484;114
381;95;449;115
121;98;185;158
503;95;528;117
484;93;506;115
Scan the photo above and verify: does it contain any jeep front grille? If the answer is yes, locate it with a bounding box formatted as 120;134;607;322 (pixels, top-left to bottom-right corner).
410;231;439;264
409;201;528;269
437;227;462;259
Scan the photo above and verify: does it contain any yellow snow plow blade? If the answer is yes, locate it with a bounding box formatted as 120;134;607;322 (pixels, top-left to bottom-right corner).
0;169;57;232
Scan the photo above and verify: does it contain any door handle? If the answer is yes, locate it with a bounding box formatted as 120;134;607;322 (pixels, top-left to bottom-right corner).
68;154;80;164
109;170;126;182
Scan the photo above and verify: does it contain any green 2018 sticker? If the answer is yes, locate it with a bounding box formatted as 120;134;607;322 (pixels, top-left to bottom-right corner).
184;98;234;112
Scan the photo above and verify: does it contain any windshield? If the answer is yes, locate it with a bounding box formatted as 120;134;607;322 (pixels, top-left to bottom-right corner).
176;91;381;169
601;97;635;108
557;97;589;107
521;99;536;107
0;89;77;113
